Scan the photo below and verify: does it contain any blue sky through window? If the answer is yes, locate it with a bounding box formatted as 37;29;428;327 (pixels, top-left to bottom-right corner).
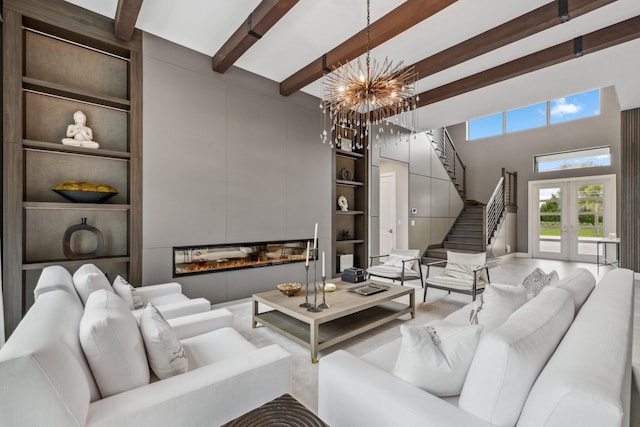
467;89;600;140
550;89;600;124
468;112;501;139
506;102;546;132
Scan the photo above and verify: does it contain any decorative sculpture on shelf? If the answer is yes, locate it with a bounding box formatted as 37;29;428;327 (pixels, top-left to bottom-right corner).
63;218;104;260
338;195;349;211
62;110;99;149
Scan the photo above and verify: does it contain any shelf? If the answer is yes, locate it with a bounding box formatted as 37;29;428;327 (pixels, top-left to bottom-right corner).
336;239;365;244
336;210;365;215
336;179;364;187
23;77;131;110
23;139;130;159
23;201;130;210
336;149;364;159
23;256;131;271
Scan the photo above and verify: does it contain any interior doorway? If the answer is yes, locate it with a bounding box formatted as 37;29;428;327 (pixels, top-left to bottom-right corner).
529;174;616;262
379;159;409;253
379;172;396;256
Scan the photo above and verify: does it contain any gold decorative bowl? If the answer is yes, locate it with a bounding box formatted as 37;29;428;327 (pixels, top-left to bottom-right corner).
277;282;302;297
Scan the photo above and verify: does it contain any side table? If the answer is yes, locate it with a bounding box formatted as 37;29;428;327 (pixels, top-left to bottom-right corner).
223;394;327;426
596;238;620;273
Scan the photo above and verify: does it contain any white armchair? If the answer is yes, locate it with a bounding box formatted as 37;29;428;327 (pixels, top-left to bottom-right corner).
423;251;490;302
367;249;424;287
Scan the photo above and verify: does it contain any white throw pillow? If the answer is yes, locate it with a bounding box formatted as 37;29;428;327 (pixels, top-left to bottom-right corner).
522;267;559;299
391;319;483;396
73;263;114;305
112;275;145;310
442;251;488;281
79;289;150;397
445;283;528;333
139;303;189;379
382;254;415;271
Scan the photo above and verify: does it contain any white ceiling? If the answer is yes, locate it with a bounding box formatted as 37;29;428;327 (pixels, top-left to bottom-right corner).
66;0;640;130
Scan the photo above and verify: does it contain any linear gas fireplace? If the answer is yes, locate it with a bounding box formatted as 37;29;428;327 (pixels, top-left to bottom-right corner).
173;239;313;277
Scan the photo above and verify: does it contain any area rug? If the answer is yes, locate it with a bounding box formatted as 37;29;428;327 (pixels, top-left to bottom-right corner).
217;284;469;413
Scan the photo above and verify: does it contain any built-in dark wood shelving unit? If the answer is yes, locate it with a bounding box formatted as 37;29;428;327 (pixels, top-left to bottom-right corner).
332;126;369;276
3;0;143;335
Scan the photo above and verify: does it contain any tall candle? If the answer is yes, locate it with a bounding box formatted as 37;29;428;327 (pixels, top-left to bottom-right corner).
313;222;318;251
322;251;325;277
305;241;310;267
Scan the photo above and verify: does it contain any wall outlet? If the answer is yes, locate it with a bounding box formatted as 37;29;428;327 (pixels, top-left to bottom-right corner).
506;244;511;253
411;220;415;226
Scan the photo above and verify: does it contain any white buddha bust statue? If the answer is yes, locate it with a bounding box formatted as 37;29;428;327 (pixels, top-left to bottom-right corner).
62;110;99;149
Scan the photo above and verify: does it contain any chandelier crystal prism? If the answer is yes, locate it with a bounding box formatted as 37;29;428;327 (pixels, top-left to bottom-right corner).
320;0;419;149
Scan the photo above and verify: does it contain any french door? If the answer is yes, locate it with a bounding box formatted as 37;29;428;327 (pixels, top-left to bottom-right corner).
530;175;616;262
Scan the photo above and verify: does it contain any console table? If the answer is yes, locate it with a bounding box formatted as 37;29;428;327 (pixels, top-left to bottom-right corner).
596;238;620;273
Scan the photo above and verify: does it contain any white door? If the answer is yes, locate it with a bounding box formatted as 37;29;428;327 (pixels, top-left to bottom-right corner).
530;175;615;262
380;173;396;256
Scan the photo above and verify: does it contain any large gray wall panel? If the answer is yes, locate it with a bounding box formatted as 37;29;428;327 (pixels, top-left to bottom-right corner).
620;108;640;272
142;34;328;302
143;56;228;249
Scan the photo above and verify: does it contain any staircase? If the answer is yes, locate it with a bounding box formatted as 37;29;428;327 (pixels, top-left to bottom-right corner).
424;200;486;262
422;129;517;264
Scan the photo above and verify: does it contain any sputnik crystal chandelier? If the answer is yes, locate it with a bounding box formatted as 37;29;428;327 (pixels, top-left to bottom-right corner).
320;0;419;149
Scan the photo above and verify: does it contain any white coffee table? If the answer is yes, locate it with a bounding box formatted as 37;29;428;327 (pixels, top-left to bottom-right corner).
252;280;415;363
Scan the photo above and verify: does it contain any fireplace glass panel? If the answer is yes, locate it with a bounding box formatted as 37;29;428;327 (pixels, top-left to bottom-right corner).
173;239;312;277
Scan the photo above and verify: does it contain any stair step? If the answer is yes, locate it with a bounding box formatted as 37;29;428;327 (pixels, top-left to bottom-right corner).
446;236;483;244
449;231;483;238
443;241;485;251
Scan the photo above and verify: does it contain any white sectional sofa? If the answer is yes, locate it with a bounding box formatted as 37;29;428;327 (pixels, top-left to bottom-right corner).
0;266;292;426
319;267;634;427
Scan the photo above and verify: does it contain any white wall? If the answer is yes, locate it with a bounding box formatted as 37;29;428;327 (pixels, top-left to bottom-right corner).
141;34;331;302
449;86;621;253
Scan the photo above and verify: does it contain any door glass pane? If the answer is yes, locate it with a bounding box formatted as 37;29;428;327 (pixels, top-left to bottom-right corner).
539;187;561;253
576;184;603;256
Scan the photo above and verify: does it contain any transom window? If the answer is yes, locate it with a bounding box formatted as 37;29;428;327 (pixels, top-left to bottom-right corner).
534;146;611;173
467;89;600;141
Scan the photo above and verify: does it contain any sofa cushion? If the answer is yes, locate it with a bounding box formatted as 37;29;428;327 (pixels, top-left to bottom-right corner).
522;267;559;299
391;320;483;396
33;265;82;306
73;263;114;305
445;283;527;333
79;289;150;397
547;267;595;312
140;303;188;379
181;327;257;369
458;286;574;427
112;275;144;310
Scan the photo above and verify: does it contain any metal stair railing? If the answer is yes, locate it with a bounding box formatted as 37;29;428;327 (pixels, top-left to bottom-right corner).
484;168;517;247
431;127;466;199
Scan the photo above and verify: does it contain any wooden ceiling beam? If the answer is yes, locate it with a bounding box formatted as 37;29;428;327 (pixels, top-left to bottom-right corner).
114;0;143;41
279;0;457;96
212;0;299;74
413;0;617;79
415;15;640;108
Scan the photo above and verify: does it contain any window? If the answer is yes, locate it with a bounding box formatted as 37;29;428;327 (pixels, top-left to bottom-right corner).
506;102;546;133
550;89;600;124
467;89;600;140
467;113;502;140
534;146;611;173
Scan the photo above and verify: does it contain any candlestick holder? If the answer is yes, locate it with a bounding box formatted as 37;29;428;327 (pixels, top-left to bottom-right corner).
299;264;311;308
318;276;330;309
308;248;323;312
